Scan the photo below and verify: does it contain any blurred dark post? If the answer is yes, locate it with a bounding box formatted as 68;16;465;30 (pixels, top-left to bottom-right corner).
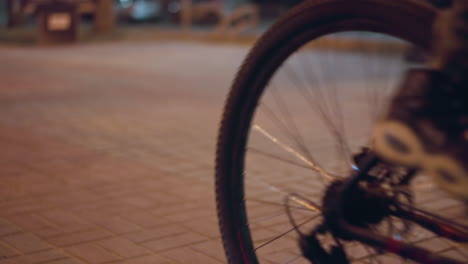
37;1;79;44
94;0;115;33
6;0;23;28
181;0;192;31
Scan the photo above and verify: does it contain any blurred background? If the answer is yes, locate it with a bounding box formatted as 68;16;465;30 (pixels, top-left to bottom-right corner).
0;1;465;264
0;0;306;45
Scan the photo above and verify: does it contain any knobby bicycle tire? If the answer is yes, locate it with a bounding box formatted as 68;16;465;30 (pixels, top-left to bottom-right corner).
215;0;437;263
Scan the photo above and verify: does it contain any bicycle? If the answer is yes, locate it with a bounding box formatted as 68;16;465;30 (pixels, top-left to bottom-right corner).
215;0;468;263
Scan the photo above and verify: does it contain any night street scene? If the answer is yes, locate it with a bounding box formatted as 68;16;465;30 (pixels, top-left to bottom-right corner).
0;0;467;263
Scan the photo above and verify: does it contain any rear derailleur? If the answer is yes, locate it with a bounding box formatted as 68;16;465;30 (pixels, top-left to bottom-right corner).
298;179;392;264
298;151;412;263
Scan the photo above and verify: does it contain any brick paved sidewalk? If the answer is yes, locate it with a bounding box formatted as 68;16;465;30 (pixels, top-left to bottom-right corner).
0;41;466;264
0;42;244;264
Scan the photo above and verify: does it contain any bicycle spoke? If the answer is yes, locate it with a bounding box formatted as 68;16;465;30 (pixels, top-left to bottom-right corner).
246;175;290;196
359;49;381;125
314;52;353;164
260;103;301;143
254;215;321;251
297;52;330;116
322;51;352;158
253;124;335;182
246;198;318;211
260;103;313;162
248;147;313;170
269;82;316;166
288;193;322;213
284;56;352;168
248;211;290;226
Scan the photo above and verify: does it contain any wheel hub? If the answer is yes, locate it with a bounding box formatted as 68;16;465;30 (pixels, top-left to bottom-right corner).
322;179;392;235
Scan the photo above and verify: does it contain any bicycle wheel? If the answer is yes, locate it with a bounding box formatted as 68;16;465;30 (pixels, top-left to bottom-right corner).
216;0;467;263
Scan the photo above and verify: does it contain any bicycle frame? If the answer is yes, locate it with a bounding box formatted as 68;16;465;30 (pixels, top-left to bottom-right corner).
328;154;468;264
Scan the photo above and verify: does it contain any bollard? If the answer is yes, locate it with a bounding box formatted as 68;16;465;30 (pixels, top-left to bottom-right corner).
94;0;115;34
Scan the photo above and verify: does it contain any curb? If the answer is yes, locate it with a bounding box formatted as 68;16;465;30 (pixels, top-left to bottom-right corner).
0;26;408;54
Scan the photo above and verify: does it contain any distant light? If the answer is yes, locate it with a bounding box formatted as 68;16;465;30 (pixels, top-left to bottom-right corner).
120;0;131;8
393;234;402;241
352;165;359;171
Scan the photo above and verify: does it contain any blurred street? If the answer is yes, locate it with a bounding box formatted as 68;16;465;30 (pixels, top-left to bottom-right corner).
0;42;244;263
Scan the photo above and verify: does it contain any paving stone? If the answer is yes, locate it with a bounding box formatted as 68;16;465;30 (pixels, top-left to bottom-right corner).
121;224;184;244
66;243;120;263
190;240;226;262
0;42;462;264
0;219;22;236
46;259;83;264
79;213;141;235
181;218;221;238
161;247;222;263
119;211;171;228
119;254;172;264
1;233;51;253
46;229;113;247
96;237;150;258
0;242;19;258
5;214;56;232
1;248;71;264
141;232;209;252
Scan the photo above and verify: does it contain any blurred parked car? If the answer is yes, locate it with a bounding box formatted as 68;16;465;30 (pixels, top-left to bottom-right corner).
117;0;162;22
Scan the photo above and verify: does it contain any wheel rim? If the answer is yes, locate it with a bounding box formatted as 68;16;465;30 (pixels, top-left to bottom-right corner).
219;26;468;263
244;31;408;263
